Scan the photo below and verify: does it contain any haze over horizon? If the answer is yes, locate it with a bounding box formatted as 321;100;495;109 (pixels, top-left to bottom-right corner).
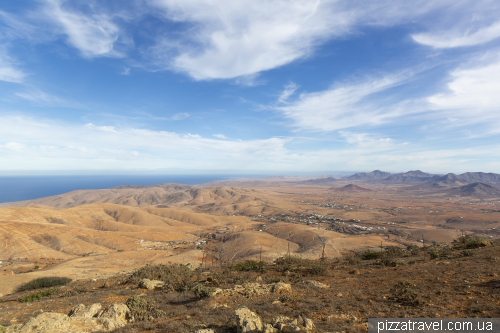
1;1;500;174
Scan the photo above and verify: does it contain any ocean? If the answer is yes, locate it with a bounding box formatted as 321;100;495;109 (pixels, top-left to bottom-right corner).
0;174;251;204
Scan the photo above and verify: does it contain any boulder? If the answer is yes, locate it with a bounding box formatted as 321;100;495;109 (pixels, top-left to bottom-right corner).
5;303;131;333
68;303;102;319
235;306;263;333
263;324;277;333
138;278;164;290
306;280;329;289
97;303;133;330
271;315;315;332
195;330;215;333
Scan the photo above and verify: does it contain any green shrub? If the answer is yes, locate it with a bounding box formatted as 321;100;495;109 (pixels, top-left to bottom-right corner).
126;296;165;321
390;280;418;304
16;277;71;292
232;260;266;272
20;289;56;302
0;325;6;333
310;264;326;275
361;251;382;260
380;259;404;267
193;284;216;299
385;246;405;257
456;235;488;249
429;250;440;260
128;263;193;292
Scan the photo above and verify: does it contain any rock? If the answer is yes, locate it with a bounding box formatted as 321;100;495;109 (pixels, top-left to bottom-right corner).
271;315;315;332
138;278;164;290
0;293;3;298
256;276;263;282
196;330;215;333
218;282;291;297
306;280;329;288
349;269;360;275
32;309;44;317
97;303;133;330
328;314;357;322
303;317;315;331
235;306;263;333
5;303;133;333
271;282;291;294
272;315;291;330
68;303;102;319
263;324;277;333
209;303;229;310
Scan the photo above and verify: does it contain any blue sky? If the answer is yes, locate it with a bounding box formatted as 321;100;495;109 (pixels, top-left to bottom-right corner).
1;0;500;174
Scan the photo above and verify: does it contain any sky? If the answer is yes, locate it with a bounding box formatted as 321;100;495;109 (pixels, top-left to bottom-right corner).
1;0;500;175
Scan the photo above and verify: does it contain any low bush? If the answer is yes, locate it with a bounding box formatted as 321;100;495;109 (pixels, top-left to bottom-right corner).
390;280;418;305
16;277;71;292
380;259;404;267
455;235;488;249
128;263;193;292
310;264;327;275
20;289;56;302
193;285;216;299
385;246;405;257
231;260;266;272
429;250;440;260
126;296;165;321
361;251;382;260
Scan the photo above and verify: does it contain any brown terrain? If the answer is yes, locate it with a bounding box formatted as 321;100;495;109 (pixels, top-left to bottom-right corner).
0;170;499;332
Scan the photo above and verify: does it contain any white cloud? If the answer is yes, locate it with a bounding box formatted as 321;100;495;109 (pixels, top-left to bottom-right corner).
1;115;500;173
0;116;290;170
121;67;131;75
43;0;122;58
0;51;25;83
15;89;62;104
427;53;500;130
274;74;409;132
171;112;189;120
213;134;227;139
146;0;474;80
278;82;298;103
413;20;500;48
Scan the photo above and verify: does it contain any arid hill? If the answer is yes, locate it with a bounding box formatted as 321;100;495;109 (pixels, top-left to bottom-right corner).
335;184;372;192
0;185;295;216
447;182;500;198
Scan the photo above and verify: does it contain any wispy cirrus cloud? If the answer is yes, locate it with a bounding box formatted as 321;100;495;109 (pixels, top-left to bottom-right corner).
42;0;123;58
412;20;500;48
0;50;25;83
15;89;62;104
273;74;409;132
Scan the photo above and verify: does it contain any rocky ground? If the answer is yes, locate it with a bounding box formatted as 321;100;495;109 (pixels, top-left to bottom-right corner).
1;237;499;333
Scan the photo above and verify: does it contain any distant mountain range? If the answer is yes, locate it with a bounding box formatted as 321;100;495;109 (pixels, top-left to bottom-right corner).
342;170;500;185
